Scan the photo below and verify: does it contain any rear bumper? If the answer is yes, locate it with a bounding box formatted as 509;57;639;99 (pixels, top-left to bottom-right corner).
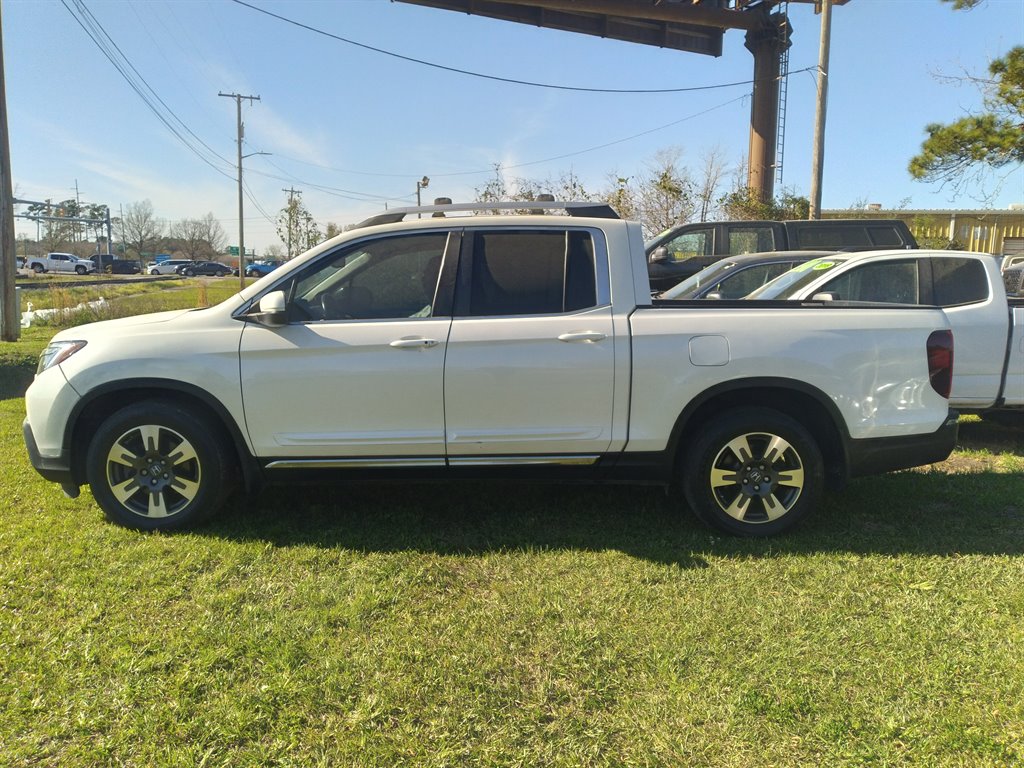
846;410;959;479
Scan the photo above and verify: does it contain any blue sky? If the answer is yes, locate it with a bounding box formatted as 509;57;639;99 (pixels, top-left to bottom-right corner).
5;0;1023;254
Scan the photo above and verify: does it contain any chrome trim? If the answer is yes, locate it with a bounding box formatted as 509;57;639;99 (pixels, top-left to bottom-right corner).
265;458;446;470
264;455;601;470
448;455;600;467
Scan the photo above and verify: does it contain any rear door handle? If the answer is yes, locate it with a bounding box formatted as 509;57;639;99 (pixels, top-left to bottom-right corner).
389;337;439;349
557;331;607;343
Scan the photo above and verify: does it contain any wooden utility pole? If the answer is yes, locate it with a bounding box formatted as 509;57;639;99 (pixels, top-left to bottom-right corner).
219;92;260;290
0;3;18;341
808;0;833;220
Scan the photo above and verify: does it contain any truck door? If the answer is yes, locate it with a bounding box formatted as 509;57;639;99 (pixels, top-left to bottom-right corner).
239;231;456;459
443;228;615;459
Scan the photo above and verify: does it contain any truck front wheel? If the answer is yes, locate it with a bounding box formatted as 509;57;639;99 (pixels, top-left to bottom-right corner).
85;401;235;531
683;407;823;537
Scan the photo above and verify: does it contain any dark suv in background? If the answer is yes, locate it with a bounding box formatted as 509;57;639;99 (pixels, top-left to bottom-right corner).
646;218;920;292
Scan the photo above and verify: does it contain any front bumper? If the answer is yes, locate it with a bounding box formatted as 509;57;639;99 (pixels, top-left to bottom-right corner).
23;419;75;485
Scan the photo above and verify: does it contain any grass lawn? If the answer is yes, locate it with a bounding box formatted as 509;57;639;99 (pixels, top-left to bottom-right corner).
1;292;1022;765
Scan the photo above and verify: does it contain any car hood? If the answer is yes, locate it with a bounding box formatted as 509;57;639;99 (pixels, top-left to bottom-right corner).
50;308;203;342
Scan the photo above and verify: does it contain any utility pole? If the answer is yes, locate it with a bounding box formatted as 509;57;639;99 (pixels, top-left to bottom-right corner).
808;0;833;220
219;91;260;290
0;3;18;341
282;187;299;258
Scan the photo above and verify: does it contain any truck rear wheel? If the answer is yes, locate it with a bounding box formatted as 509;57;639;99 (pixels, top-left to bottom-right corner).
85;401;235;531
683;407;823;537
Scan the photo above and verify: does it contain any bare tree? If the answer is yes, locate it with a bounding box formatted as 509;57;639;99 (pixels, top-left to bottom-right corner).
118;200;164;259
197;212;226;255
695;147;728;222
636;148;695;238
262;243;285;260
170;218;210;260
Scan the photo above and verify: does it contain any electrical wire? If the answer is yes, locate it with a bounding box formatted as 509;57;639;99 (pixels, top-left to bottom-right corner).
230;0;770;95
62;0;236;181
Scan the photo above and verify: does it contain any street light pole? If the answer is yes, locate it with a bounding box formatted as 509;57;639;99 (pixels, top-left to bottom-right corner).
416;176;429;218
219;92;260;289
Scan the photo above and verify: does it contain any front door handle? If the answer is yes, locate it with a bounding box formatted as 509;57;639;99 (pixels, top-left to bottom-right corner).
390;337;439;349
557;331;607;343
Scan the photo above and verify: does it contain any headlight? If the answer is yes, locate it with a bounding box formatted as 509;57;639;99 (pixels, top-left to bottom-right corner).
37;340;87;374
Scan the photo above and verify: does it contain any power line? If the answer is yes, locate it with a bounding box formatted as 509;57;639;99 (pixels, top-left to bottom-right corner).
61;0;236;180
230;0;770;95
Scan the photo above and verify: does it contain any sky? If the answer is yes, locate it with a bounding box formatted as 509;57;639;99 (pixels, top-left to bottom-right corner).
4;0;1023;255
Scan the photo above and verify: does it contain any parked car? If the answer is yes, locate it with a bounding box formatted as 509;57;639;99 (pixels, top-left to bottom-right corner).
16;256;26;269
245;260;281;278
646;218;919;292
146;259;193;275
745;250;1024;420
27;252;96;275
24;201;957;537
657;251;836;300
104;260;142;275
176;261;232;277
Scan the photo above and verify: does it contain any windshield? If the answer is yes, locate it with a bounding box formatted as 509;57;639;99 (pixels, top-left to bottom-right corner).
746;256;850;299
659;260;738;299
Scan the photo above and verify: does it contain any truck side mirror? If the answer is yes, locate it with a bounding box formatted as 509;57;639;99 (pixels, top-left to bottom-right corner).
704;291;723;300
810;291;839;302
251;290;288;326
648;246;669;265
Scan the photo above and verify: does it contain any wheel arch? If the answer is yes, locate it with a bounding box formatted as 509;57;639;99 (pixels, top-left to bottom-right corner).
666;378;851;490
65;379;262;492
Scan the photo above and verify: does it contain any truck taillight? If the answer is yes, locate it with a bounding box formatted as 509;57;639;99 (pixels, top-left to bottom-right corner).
927;330;954;399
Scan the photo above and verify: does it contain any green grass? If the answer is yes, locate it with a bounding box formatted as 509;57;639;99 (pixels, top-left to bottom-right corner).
17;279;244;327
2;404;1022;765
2;296;1023;765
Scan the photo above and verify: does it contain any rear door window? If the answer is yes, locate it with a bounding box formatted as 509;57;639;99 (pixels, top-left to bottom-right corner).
820;260;920;303
930;257;989;306
728;226;775;255
458;229;599;316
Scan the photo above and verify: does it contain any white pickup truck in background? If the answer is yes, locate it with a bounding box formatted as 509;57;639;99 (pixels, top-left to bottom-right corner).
745;250;1024;424
24;202;958;537
26;252;97;275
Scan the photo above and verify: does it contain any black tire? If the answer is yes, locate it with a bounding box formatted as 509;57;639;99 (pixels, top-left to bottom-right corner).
85;401;235;531
184;269;195;276
682;407;824;537
32;263;44;273
75;265;87;275
150;268;160;275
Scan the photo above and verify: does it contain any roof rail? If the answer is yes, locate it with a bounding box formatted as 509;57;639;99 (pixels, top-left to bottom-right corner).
354;200;620;229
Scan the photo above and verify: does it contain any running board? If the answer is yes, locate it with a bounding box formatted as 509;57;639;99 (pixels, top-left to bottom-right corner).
264;455;600;470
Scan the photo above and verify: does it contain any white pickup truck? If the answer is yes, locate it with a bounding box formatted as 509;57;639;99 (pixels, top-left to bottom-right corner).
26;252;97;275
23;203;959;537
744;250;1024;423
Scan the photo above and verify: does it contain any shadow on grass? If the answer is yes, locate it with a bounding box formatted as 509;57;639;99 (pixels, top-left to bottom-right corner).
0;364;35;400
957;417;1024;457
200;454;1024;567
